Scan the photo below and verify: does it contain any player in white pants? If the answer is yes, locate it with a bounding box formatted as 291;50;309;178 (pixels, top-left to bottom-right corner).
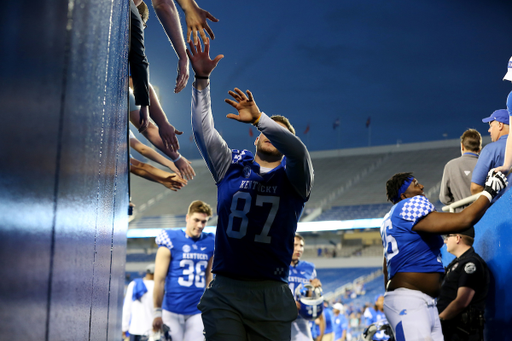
162;310;204;341
381;172;506;341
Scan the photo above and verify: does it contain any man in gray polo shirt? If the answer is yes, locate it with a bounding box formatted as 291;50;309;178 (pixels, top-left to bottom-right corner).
439;129;482;212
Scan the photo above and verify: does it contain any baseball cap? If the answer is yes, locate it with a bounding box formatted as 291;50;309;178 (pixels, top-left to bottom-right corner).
333;303;344;312
146;263;155;274
459;227;475;238
482;109;509;124
503;56;512;81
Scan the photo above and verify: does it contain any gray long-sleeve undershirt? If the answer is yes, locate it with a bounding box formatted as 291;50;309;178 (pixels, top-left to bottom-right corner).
191;84;313;200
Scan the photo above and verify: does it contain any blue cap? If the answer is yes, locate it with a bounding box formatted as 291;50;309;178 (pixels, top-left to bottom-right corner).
482;109;509;124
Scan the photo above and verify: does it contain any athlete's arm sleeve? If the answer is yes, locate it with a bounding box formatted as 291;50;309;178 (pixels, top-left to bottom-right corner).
122;281;135;332
254;113;314;199
129;0;150;106
471;149;493;186
191;84;232;183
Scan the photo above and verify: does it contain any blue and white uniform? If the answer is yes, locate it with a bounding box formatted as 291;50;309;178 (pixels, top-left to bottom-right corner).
192;84;314;341
380;195;444;341
289;260;317;341
155;229;214;341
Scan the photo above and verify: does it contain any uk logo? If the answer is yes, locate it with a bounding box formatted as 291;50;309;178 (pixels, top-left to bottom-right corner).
182;245;191;253
243;166;251;178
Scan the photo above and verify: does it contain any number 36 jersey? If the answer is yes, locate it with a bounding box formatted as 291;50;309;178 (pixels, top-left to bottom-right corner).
156;229;214;315
380;195;444;279
213;149;308;283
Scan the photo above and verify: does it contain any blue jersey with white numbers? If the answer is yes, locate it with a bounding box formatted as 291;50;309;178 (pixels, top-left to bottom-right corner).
288;260;317;297
213;149;307;282
155;229;214;315
380;195;444;279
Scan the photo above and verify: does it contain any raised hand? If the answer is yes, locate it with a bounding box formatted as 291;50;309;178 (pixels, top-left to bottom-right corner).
225;88;262;124
161;173;187;191
183;3;219;44
186;38;223;78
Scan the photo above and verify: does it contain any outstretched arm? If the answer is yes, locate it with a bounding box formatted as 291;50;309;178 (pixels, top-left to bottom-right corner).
494;133;512;175
187;39;230;182
151;0;189;93
147;84;182;152
130;134;176;171
175;0;219;44
130;109;196;180
224;88;314;199
495;94;512;174
130;158;187;191
414;170;508;234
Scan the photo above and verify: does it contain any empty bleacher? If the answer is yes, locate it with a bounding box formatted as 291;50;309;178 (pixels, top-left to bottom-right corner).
316;267;380;295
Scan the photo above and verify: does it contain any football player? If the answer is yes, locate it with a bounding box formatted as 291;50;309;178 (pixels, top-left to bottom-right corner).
152;200;214;341
381;171;507;340
289;234;325;341
187;38;314;340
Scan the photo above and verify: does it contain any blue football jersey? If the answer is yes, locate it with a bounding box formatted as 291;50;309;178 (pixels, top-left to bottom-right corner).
155;229;214;315
288;260;317;296
213;149;307;282
380;195;444;279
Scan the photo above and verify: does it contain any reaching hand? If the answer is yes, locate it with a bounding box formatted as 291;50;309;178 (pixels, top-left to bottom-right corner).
483;169;508;199
186;38;224;78
158;122;182;152
175;57;189;93
184;2;219;44
225;88;262;124
174;155;196;181
161;173;187;191
139;106;149;133
493;165;511;176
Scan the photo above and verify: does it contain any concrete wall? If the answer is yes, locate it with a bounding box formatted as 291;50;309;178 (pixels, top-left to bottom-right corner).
0;0;129;340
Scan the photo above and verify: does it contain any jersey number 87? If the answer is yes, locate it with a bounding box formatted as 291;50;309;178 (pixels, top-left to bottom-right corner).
226;191;280;244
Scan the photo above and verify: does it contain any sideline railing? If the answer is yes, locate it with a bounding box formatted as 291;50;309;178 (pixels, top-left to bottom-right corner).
441;193;482;213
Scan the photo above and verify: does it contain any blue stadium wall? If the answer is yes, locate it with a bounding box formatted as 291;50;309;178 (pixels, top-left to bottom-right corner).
474;190;512;339
0;0;129;340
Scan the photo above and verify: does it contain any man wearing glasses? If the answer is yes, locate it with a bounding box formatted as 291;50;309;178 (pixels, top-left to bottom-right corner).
437;228;489;341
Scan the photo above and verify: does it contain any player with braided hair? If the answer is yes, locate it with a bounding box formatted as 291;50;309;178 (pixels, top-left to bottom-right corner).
380;170;507;340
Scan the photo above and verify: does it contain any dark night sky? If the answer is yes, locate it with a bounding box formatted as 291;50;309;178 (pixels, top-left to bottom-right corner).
135;0;512;159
